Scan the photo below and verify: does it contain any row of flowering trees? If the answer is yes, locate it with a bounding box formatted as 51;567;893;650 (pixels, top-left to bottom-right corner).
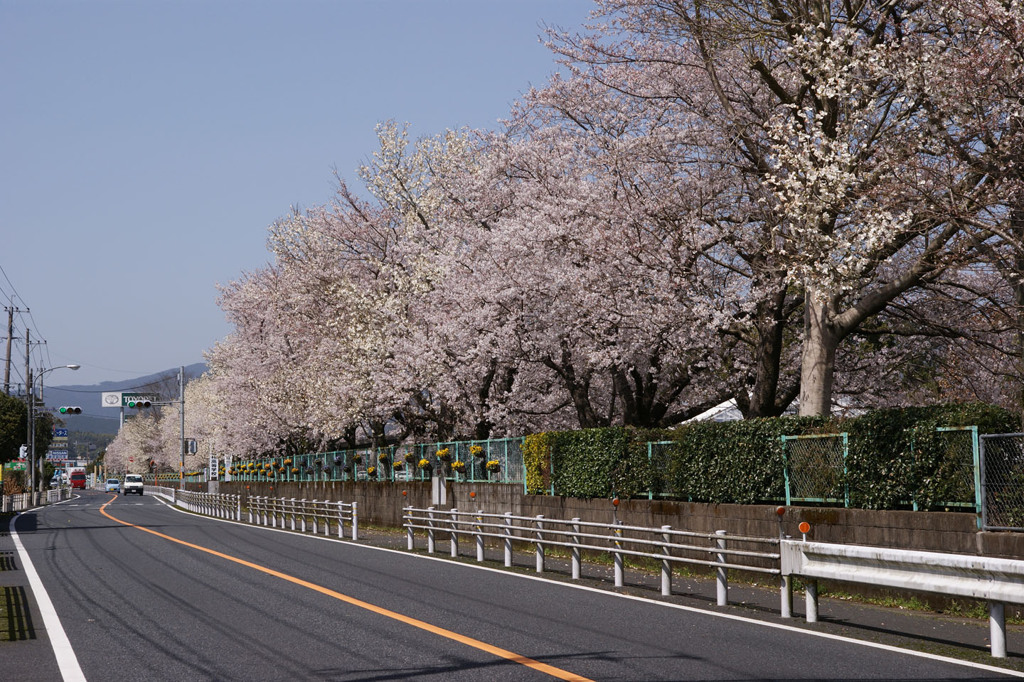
111;0;1024;465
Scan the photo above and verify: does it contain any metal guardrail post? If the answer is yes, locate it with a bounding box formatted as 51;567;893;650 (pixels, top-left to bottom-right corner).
991;602;1007;658
406;508;415;549
614;520;624;587
450;509;459;558
535;515;545;573
427;506;436;553
716;530;728;606
661;525;672;596
351;501;358;541
337;501;345;539
571;518;582;580
475;510;485;562
806;579;818;623
504;512;513;567
781;572;793;618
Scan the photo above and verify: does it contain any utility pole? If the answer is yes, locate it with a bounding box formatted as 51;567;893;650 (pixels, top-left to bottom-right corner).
27;368;35;501
3;306;20;395
179;366;185;489
25;329;32;497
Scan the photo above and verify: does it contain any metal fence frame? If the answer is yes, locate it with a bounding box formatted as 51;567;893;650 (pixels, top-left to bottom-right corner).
221;437;526;486
782;433;849;506
921;426;980;512
182;427;1001;518
981;432;1024;531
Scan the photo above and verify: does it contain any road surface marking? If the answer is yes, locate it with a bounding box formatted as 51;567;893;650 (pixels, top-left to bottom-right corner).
9;513;87;682
100;500;591;681
145;491;1024;679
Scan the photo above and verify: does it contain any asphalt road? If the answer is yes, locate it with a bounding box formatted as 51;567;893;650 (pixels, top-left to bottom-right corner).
10;489;1021;681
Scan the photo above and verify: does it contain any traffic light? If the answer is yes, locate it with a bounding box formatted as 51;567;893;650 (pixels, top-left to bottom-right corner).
58;406;82;414
127;399;151;408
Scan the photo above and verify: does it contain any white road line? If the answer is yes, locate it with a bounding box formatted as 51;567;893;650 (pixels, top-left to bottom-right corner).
9;511;87;682
148;493;1024;678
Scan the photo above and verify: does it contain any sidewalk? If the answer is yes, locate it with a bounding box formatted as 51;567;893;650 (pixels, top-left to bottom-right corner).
1;512;64;682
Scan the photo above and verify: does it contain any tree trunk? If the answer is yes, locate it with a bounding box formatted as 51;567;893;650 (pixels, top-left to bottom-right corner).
746;286;790;418
799;287;838;416
543;340;605;428
1014;206;1024;430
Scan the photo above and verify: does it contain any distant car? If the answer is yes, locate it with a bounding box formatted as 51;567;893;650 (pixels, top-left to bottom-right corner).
123;474;144;495
70;472;86;489
104;478;120;493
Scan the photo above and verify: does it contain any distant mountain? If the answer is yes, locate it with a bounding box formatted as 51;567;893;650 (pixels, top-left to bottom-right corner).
43;362;207;435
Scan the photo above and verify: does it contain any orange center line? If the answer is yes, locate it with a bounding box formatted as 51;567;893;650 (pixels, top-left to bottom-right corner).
100;499;592;682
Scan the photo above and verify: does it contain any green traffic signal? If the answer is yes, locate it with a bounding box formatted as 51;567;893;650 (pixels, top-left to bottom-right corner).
58;406;82;414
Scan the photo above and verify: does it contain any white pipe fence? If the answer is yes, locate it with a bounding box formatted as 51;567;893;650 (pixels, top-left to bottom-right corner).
402;506;781;608
164;488;359;541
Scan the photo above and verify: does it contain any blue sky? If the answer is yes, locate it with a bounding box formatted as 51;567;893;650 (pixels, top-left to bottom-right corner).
0;0;594;389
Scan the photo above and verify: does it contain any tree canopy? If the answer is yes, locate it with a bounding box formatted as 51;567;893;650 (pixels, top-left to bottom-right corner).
109;0;1024;461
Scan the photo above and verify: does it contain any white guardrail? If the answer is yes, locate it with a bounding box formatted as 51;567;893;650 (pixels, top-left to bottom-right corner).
2;487;71;512
147;486;359;541
402;506;781;607
781;540;1024;658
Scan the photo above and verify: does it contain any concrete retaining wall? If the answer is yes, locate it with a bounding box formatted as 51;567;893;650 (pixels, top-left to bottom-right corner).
217;479;1024;560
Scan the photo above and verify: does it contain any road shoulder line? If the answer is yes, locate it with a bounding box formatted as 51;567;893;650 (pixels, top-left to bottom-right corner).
9;510;87;682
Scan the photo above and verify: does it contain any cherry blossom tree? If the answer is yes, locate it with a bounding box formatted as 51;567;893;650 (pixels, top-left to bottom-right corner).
546;0;1021;416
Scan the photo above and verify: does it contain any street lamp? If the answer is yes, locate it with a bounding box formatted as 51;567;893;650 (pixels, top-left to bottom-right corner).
27;363;80;501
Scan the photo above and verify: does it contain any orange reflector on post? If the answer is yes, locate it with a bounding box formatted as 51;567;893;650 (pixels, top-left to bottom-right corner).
798;521;811;534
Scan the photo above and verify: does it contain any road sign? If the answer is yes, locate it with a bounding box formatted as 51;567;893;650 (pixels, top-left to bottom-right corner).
53;428;68;438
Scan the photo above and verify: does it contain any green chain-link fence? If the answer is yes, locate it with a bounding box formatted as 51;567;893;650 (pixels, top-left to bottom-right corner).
981;433;1024;531
226;437;525;485
782;433;848;506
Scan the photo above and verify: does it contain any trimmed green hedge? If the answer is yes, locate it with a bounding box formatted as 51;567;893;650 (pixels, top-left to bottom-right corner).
522;403;1018;508
841;403;1017;509
667;416;825;504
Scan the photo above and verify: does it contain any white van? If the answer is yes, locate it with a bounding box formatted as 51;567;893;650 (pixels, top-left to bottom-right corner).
123;474;144;495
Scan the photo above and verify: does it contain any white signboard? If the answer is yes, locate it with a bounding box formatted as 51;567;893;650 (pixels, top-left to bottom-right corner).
209;455;218;481
101;392;122;408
